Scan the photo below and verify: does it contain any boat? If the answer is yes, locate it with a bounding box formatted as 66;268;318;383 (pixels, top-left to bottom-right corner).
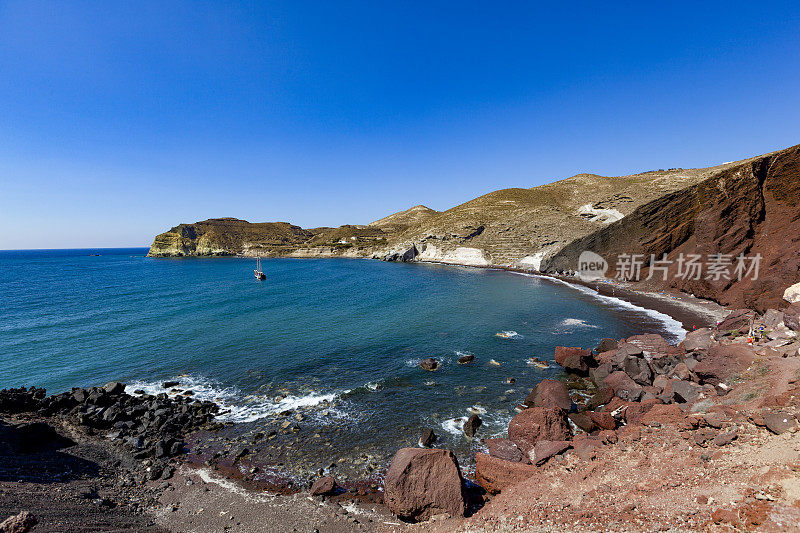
254;256;266;280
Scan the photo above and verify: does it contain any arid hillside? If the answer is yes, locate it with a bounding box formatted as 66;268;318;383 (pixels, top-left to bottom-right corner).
368;204;440;233
147;144;800;308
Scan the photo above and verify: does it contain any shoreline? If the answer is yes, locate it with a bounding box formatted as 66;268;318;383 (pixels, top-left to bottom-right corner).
5;289;799;531
1;254;758;532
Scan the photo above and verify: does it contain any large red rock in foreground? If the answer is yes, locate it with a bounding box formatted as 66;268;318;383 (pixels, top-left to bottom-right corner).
508;406;571;455
383;448;467;521
475;452;537;494
694;344;755;385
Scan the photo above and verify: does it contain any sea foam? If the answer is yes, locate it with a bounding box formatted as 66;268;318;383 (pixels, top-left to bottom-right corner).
509;272;687;342
125;375;347;424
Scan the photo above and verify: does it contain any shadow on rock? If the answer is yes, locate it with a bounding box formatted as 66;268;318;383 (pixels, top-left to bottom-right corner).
0;421;100;483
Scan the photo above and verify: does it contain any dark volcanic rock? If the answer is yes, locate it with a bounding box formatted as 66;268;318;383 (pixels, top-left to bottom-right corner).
621;355;653;385
0;384;219;461
102;381;126;395
419;428;437;448
682;328;714;352
716;309;757;335
508;406;571;455
586;387;615;410
457;354;475;364
162;381;180;388
621;334;683;360
419;358;440;372
0;511;38;533
9;422;74;454
714;428;738;446
595;338;619;353
384;448;467;521
589;363;614;388
784;303;800;332
763;410;798;434
587;411;616;430
671;380;702;404
463;414;482;438
568;412;597;433
524;379;572;411
0;387;46;414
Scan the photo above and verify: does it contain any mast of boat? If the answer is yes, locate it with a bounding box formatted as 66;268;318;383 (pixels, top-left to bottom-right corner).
254;255;266;280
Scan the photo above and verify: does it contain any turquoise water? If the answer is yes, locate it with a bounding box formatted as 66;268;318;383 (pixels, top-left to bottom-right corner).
0;249;683;464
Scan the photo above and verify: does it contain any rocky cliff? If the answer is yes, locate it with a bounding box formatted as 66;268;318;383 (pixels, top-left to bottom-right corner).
544;145;800;311
147;218;314;257
148;144;800;308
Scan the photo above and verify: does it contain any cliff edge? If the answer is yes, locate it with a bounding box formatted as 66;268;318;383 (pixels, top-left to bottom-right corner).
147;144;800;309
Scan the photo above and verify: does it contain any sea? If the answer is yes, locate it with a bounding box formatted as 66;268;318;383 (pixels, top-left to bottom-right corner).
0;248;685;477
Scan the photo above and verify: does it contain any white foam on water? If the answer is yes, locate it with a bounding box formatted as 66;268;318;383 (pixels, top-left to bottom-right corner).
125;375;347;424
510;271;687;342
468;405;487;415
441;417;466;435
495;330;522;339
560;318;599;329
440;409;512;440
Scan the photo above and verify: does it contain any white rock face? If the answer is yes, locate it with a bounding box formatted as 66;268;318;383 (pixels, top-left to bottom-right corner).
577;204;624;224
784;282;800;304
516;252;547;271
417;245;490;267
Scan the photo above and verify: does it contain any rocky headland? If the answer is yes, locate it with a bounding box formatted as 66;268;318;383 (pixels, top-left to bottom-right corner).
147;143;800;310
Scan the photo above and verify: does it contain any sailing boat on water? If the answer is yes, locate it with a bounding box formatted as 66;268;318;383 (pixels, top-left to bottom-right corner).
254;256;266;280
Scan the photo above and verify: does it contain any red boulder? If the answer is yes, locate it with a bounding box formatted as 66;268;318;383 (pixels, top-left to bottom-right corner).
602;371;643;401
508;406;571;455
524;379;572;411
475;452;537;494
784;303;800;332
531;440;572;465
554;346;593;373
309;475;339;496
384;448;466;521
486;438;528;464
694;345;755;385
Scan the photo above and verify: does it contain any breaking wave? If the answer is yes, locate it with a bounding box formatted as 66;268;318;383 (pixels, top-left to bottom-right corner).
125;375;347;424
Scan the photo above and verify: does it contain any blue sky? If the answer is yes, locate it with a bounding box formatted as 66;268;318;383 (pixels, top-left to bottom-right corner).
1;1;799;248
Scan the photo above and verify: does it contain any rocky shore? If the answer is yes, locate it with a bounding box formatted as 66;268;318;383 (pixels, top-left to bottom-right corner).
3;299;800;531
